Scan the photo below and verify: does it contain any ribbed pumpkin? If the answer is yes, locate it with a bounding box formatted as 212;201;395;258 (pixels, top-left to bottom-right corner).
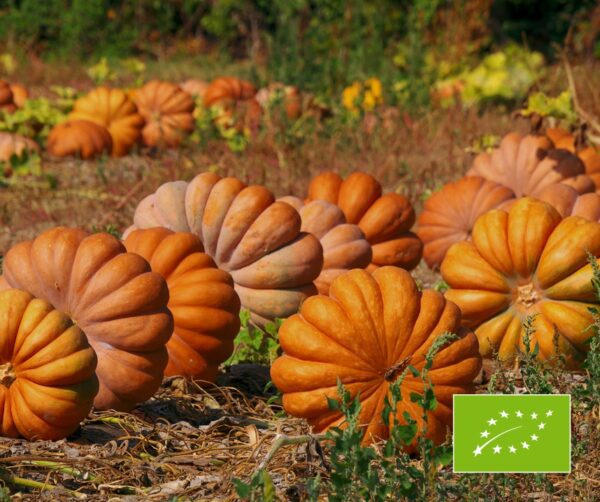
0;227;173;411
0;289;98;440
128;172;323;326
203;77;261;132
279;196;372;294
47;120;113;159
270;267;482;448
467;132;594;196
536;183;600;221
0;132;39;165
441;197;600;368
307;171;423;271
123;227;240;380
69;87;144;157
0;80;16;113
417;176;515;269
132;80;194;148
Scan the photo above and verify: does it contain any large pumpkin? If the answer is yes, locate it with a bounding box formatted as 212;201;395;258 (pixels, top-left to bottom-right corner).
69;87;144;157
0;228;173;411
47;119;113;159
536;183;600;221
132;80;194;148
441;197;600;368
123;227;240;380
279;196;372;294
0;289;98;440
127;172;323;326
467;132;594;196
307;171;423;271
270;267;482;448
417;176;515;269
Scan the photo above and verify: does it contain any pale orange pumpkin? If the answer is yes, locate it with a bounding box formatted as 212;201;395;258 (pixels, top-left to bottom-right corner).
47;120;113;159
536;183;600;221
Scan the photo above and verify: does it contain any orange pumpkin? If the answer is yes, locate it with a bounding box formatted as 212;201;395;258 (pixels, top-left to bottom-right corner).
441;197;600;367
47;119;113;159
132;80;194;148
0;227;173;411
536;183;600;221
128;172;323;326
307;171;423;271
203;77;261;132
0;289;98;440
270;267;482;448
279;196;372;294
417;176;515;269
180;79;209;100
0;132;39;168
69;87;144;157
123;228;240;380
9;84;28;108
0;80;16;113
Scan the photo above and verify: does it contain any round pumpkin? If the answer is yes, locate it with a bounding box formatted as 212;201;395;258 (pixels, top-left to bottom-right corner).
536;183;600;221
9;84;28;108
270;267;482;448
307;171;423;271
180;79;209;100
128;172;323;326
0;132;39;170
279;196;372;294
0;227;173;411
69;87;144;157
0;288;98;440
132;80;194;148
123;227;240;380
0;81;16;113
47;119;113;159
441;197;600;368
417;176;515;269
203;77;257;108
467;132;594;196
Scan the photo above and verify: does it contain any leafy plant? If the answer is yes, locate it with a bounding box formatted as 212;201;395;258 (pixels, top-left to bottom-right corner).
520;90;578;127
0;150;42;186
225;310;281;366
0;98;68;142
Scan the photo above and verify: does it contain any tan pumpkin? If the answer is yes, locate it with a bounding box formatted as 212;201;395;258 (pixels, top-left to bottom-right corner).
307;171;423;271
417;176;515;269
270;267;482;448
69;87;144;157
441;197;600;368
132;80;194;148
9;84;28;108
535;183;600;221
47;119;113;159
0;132;40;175
0;80;16;113
127;172;323;326
123;227;240;380
180;79;209;100
0;289;98;440
0;227;173;411
279;196;372;294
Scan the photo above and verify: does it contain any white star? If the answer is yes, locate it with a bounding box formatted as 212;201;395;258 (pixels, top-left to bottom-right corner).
473;445;483;456
531;412;538;419
516;410;523;418
538;422;545;430
546;410;553;417
493;445;502;454
480;430;490;438
488;418;497;426
509;445;517;453
500;410;509;418
531;434;539;441
521;441;530;450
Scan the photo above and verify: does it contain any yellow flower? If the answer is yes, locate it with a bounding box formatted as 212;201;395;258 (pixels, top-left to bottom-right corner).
363;78;383;111
342;82;362;112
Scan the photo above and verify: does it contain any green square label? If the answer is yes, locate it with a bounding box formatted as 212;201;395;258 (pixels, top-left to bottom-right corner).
453;394;571;473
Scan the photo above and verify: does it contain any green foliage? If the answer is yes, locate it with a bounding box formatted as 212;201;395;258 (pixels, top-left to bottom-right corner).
90;224;122;239
233;469;276;502
225;310;281;366
516;315;557;394
0;150;41;186
0;98;67;143
520;90;578;126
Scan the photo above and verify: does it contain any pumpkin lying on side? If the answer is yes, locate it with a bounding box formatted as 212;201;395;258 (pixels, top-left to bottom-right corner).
0;289;98;440
132;80;194;148
127;172;323;326
0;80;16;113
279;196;372;294
69;87;144;157
0;227;173;411
536;183;600;221
417;176;515;269
47;119;113;159
270;267;482;449
124;228;240;380
307;171;423;271
441;197;600;368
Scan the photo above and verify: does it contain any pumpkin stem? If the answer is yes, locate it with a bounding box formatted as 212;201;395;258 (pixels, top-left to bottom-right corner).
0;363;16;387
516;282;540;310
384;356;411;382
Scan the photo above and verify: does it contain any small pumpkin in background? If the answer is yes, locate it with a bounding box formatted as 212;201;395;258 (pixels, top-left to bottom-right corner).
47;119;113;159
0;132;40;176
132;80;194;148
441;197;600;368
307;171;423;271
417;176;515;269
9;84;28;108
270;267;482;448
0;227;173;411
123;227;241;380
536;183;600;221
69;87;144;157
279;196;372;294
203;76;261;132
0;80;16;113
180;79;209;100
255;83;303;120
0;289;98;440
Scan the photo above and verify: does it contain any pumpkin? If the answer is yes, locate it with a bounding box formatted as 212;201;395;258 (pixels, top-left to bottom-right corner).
128;173;323;326
0;289;99;440
0;132;39;174
180;79;209;100
255;83;303;120
441;197;600;368
270;267;482;448
417;176;515;269
203;77;261;132
0;81;16;113
123;227;240;380
307;171;423;271
536;183;600;221
9;84;28;108
0;227;173;411
467;132;594;196
47;119;113;159
279;196;372;294
132;80;194;148
69;87;144;157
